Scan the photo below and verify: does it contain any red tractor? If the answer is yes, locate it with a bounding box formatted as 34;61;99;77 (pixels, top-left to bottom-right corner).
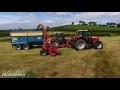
70;30;103;50
50;32;71;47
50;30;103;50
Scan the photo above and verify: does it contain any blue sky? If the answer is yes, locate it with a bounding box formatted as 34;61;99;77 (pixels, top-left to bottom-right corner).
0;12;120;30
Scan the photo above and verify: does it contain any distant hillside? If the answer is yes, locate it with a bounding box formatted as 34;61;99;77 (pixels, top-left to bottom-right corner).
47;25;120;36
48;25;120;31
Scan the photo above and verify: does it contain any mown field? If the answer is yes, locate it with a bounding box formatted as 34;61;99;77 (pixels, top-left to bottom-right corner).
0;36;120;78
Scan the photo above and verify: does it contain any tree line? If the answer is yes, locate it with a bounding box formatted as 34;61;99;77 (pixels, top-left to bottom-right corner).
71;21;120;27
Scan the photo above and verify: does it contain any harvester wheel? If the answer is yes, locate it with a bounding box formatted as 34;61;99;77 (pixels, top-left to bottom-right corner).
40;50;48;56
94;41;103;49
15;44;22;50
23;44;29;50
75;39;86;50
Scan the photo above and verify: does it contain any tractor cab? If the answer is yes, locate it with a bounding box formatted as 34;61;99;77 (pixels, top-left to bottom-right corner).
51;32;66;45
76;30;89;36
52;32;65;41
76;30;91;41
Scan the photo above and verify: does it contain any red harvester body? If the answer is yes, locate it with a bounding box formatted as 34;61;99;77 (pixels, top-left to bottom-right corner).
38;24;60;56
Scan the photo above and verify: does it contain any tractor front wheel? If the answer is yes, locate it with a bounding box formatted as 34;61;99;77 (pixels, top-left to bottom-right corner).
94;41;103;49
75;39;86;50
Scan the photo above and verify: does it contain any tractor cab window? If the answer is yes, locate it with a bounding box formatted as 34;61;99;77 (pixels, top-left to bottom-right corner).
53;33;64;38
77;31;88;36
57;33;64;40
53;34;57;38
77;31;82;36
57;33;61;37
82;31;88;36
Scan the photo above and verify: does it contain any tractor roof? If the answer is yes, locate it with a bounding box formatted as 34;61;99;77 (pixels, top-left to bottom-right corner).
77;30;88;31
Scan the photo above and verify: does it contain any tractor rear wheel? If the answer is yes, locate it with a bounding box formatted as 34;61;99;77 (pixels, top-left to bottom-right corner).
75;39;86;50
15;44;22;50
94;41;103;49
40;50;48;56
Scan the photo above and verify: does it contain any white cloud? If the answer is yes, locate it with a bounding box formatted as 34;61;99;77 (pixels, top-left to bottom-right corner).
47;12;54;15
0;13;42;29
50;12;120;26
72;12;111;20
47;12;73;16
55;12;69;16
16;13;41;23
1;12;120;30
42;20;54;23
69;12;120;24
0;13;31;25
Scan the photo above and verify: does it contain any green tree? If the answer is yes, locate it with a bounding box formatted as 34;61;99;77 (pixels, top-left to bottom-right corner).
72;22;74;25
117;23;120;27
47;26;49;28
79;21;85;25
89;22;97;25
106;22;116;26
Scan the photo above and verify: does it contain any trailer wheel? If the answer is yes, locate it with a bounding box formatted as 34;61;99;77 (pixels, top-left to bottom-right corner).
94;41;103;49
23;44;29;50
75;39;86;50
15;44;22;50
40;50;47;56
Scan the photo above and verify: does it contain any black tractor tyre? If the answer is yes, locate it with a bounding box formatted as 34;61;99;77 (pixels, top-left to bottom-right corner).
50;39;60;46
23;44;29;50
15;44;22;50
75;39;86;50
94;41;103;49
40;50;48;56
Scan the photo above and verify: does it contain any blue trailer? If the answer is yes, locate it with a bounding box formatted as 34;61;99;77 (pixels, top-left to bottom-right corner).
10;29;44;50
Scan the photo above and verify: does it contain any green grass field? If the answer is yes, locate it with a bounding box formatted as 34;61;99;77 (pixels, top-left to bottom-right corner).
0;36;120;78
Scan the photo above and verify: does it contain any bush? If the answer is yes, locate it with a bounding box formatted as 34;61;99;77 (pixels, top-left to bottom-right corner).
91;33;111;36
0;31;10;37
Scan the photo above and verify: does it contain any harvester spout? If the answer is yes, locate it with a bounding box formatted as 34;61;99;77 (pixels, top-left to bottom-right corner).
37;24;48;42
